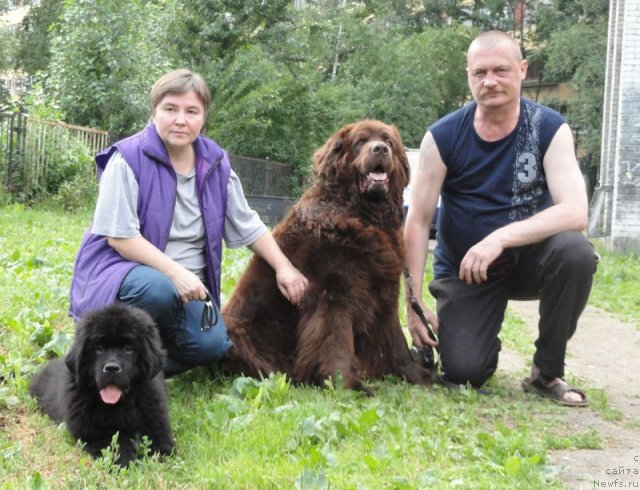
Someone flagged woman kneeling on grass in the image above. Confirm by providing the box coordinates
[69,68,308,376]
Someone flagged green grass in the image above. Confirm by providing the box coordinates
[1,205,637,489]
[589,243,640,326]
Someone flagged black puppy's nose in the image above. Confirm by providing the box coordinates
[371,142,389,155]
[103,362,122,374]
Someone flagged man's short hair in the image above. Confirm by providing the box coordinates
[468,30,523,64]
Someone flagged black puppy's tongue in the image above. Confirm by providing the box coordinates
[100,385,122,404]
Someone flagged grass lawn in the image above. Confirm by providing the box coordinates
[0,204,637,489]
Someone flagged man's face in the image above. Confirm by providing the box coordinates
[466,40,527,109]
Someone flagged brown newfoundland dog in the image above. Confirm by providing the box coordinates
[223,120,432,394]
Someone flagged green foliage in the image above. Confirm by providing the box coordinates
[51,172,98,212]
[13,0,607,189]
[208,45,362,181]
[47,0,174,138]
[532,0,609,169]
[169,0,292,72]
[0,386,19,408]
[0,23,15,107]
[20,82,64,121]
[337,24,474,146]
[0,206,90,385]
[207,10,474,177]
[0,26,14,73]
[14,0,65,76]
[41,137,94,196]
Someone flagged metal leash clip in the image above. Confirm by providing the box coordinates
[201,291,218,332]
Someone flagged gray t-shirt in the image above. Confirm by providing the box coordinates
[92,151,267,275]
[164,170,207,278]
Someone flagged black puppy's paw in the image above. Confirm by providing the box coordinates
[152,440,176,458]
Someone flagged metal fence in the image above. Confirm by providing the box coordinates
[23,118,109,194]
[0,112,300,225]
[229,154,296,225]
[0,112,109,196]
[0,112,26,195]
[229,154,293,197]
[0,113,296,223]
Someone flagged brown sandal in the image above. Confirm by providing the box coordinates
[522,377,588,407]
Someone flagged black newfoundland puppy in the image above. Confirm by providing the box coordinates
[29,303,174,466]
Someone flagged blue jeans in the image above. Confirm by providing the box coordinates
[118,265,233,376]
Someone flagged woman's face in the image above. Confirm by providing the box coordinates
[152,90,205,152]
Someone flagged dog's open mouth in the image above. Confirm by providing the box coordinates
[359,171,389,193]
[100,384,123,404]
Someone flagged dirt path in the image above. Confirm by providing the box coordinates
[504,301,640,489]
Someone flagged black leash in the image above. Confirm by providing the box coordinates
[201,291,219,331]
[403,268,439,371]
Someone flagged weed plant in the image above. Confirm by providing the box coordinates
[0,205,635,489]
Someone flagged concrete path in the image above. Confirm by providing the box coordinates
[505,301,640,489]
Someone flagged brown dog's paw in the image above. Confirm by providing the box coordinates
[402,361,434,386]
[349,381,374,397]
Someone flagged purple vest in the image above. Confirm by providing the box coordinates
[69,123,230,320]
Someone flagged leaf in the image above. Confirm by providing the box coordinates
[28,472,47,490]
[301,417,322,439]
[419,469,438,486]
[0,387,20,409]
[389,476,411,489]
[504,455,522,476]
[358,407,380,430]
[295,469,329,490]
[363,453,381,470]
[39,331,72,358]
[229,375,260,399]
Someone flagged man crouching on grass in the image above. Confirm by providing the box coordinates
[403,30,599,406]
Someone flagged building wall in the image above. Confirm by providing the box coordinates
[521,81,572,106]
[597,0,640,252]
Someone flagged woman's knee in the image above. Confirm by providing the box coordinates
[194,327,233,364]
[171,322,232,367]
[118,266,178,315]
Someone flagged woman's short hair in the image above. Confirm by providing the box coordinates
[149,69,211,115]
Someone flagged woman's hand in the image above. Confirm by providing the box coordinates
[166,266,208,303]
[107,236,207,303]
[249,232,310,305]
[274,262,309,305]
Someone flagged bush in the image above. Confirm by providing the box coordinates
[43,137,94,196]
[52,172,97,211]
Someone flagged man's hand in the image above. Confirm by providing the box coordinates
[407,300,439,350]
[459,236,504,284]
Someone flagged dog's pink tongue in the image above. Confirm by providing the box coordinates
[100,385,122,404]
